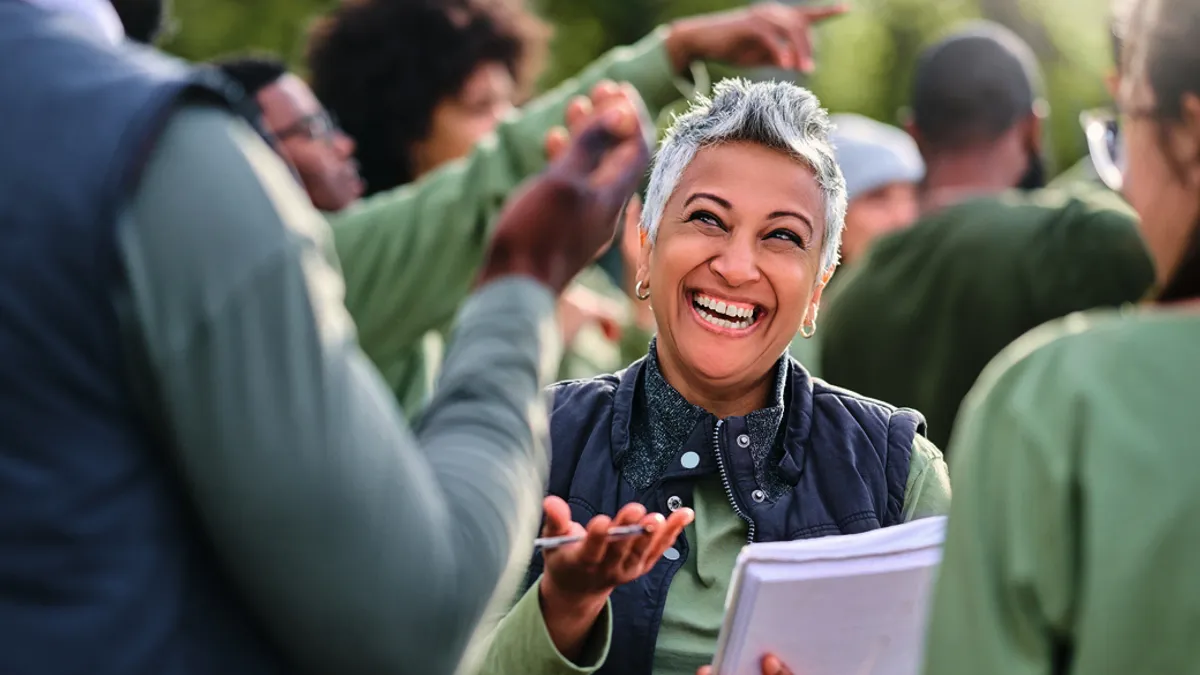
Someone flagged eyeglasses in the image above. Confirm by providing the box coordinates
[274,110,342,143]
[1080,108,1125,192]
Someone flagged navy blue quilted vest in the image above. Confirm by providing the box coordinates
[0,3,288,673]
[529,354,923,675]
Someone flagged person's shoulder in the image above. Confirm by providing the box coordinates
[809,371,925,425]
[547,360,640,415]
[966,308,1146,417]
[940,188,1135,235]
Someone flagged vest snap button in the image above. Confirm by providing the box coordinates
[667,495,683,512]
[751,489,766,503]
[680,451,700,469]
[663,547,681,561]
[736,434,751,448]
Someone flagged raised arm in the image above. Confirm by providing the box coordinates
[118,95,647,674]
[332,2,849,375]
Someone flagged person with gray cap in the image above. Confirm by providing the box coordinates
[788,113,923,377]
[819,21,1154,453]
[830,113,925,266]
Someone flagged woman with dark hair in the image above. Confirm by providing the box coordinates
[923,0,1200,672]
[308,0,549,196]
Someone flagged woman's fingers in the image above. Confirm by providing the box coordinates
[619,512,666,570]
[578,514,613,564]
[544,126,570,162]
[596,502,649,571]
[762,653,794,675]
[637,508,694,573]
[542,496,574,537]
[755,5,803,71]
[564,95,593,133]
[751,18,792,69]
[697,667,712,675]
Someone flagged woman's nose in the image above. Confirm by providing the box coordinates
[709,244,761,287]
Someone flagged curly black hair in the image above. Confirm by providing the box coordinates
[307,0,549,196]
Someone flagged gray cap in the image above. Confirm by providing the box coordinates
[829,113,925,201]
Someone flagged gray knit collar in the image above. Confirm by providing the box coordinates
[623,340,791,498]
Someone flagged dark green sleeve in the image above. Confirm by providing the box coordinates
[117,104,561,675]
[1030,196,1154,320]
[329,28,684,378]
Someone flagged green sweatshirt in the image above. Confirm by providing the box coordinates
[120,104,562,674]
[327,28,692,416]
[923,305,1200,675]
[819,188,1154,450]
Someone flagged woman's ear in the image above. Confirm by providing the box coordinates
[804,266,836,324]
[1178,93,1200,187]
[637,221,653,285]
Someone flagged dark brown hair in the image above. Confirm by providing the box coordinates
[306,0,550,196]
[1129,0,1200,301]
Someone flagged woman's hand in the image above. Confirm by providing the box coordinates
[538,496,694,661]
[558,284,624,345]
[697,654,794,675]
[479,82,649,293]
[665,2,848,74]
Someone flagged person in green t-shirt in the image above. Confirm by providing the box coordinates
[819,22,1154,451]
[924,2,1200,670]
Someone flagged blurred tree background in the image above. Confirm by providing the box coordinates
[164,0,1115,173]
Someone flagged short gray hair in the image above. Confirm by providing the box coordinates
[641,78,847,273]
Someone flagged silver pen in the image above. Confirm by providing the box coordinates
[534,524,647,551]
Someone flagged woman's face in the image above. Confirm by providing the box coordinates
[409,61,515,180]
[1121,68,1200,285]
[641,141,829,389]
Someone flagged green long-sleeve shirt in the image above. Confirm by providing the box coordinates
[478,436,951,675]
[328,28,690,416]
[120,103,562,674]
[923,305,1200,675]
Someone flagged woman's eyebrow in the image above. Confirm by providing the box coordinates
[768,210,813,228]
[684,192,732,209]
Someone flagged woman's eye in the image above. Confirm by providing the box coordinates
[687,210,725,229]
[767,228,806,248]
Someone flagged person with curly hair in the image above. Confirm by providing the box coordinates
[307,0,851,196]
[308,0,550,196]
[284,1,846,417]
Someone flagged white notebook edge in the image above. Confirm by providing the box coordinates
[707,517,948,675]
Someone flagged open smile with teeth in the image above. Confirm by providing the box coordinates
[691,292,762,331]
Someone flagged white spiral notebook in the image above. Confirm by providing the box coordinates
[711,516,947,675]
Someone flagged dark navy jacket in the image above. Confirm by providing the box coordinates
[526,354,924,675]
[0,3,286,673]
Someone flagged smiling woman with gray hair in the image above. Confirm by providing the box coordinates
[479,79,951,675]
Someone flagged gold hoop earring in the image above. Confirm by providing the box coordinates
[800,321,817,339]
[635,280,651,301]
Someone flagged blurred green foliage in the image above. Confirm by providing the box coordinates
[164,0,1115,172]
